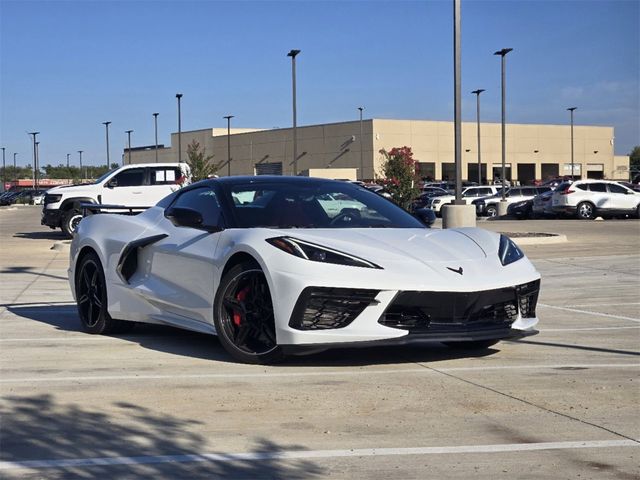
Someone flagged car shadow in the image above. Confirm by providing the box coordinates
[14,230,67,240]
[7,304,498,366]
[0,393,323,479]
[0,265,68,281]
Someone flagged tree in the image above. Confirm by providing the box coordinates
[630,146,640,172]
[186,140,222,181]
[377,146,420,210]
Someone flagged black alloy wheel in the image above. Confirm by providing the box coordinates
[76,252,117,334]
[214,261,283,364]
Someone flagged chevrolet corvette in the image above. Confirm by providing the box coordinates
[69,176,540,364]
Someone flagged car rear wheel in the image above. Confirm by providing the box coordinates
[62,209,83,238]
[214,261,284,364]
[576,202,595,220]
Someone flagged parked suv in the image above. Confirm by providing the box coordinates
[552,180,640,219]
[477,186,553,217]
[425,185,502,215]
[42,163,191,237]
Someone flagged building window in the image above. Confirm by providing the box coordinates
[255,162,283,176]
[441,163,456,181]
[416,162,436,181]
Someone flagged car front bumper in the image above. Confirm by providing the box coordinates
[41,208,62,228]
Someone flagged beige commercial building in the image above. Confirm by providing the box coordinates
[126,119,629,184]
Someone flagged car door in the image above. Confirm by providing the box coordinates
[147,166,185,203]
[138,186,224,329]
[587,182,609,209]
[100,167,148,205]
[608,183,637,211]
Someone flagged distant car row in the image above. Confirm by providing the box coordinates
[0,189,47,206]
[416,180,640,220]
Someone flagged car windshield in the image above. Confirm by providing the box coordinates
[93,169,118,184]
[225,181,424,229]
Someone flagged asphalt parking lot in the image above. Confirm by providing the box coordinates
[1,205,638,479]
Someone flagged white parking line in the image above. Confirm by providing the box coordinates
[1,363,637,385]
[543,326,640,332]
[1,439,637,470]
[538,303,640,323]
[563,302,640,308]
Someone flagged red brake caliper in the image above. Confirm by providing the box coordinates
[233,287,250,326]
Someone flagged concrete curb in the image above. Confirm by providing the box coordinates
[503,233,568,246]
[51,240,71,251]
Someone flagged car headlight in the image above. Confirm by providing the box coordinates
[432,199,441,204]
[512,200,529,208]
[267,236,381,269]
[498,234,524,266]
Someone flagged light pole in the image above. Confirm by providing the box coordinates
[453,0,463,204]
[224,115,234,176]
[1,147,5,190]
[103,121,111,168]
[125,130,133,165]
[287,49,301,175]
[66,153,70,169]
[471,89,485,185]
[28,132,39,189]
[35,142,40,189]
[494,47,513,205]
[176,93,183,163]
[78,150,83,180]
[358,107,364,180]
[567,107,577,180]
[153,113,159,163]
[13,153,17,183]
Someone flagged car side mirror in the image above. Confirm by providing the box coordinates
[165,207,222,232]
[414,207,436,227]
[106,180,116,188]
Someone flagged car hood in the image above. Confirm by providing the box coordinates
[271,227,493,266]
[47,184,98,196]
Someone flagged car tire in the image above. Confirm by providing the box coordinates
[485,205,498,218]
[214,260,284,364]
[636,204,640,219]
[444,339,500,349]
[62,209,83,238]
[576,202,595,220]
[76,252,119,334]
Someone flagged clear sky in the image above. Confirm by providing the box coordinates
[1,0,638,168]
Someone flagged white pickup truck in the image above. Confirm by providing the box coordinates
[42,163,191,237]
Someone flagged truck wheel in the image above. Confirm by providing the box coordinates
[62,209,83,238]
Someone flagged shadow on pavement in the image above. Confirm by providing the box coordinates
[14,230,67,240]
[7,304,498,366]
[510,339,640,357]
[0,266,68,281]
[0,394,323,479]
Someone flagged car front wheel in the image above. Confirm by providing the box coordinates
[485,205,498,218]
[214,261,284,364]
[62,209,83,238]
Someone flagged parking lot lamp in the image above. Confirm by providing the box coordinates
[153,113,159,163]
[13,152,17,182]
[103,121,111,169]
[126,130,133,165]
[494,48,513,205]
[176,94,183,163]
[224,115,234,176]
[1,147,5,190]
[358,107,364,180]
[28,132,39,189]
[471,89,485,185]
[78,151,83,180]
[567,107,577,180]
[287,49,301,175]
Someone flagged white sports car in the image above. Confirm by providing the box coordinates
[69,176,540,364]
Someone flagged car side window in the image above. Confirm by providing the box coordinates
[171,187,222,226]
[111,168,145,187]
[576,184,588,191]
[521,187,536,196]
[608,183,627,194]
[589,183,607,193]
[509,189,522,197]
[150,167,181,185]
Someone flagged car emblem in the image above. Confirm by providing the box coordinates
[447,266,463,275]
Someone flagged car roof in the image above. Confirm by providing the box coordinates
[202,175,354,188]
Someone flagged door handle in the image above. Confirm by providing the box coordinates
[132,191,142,194]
